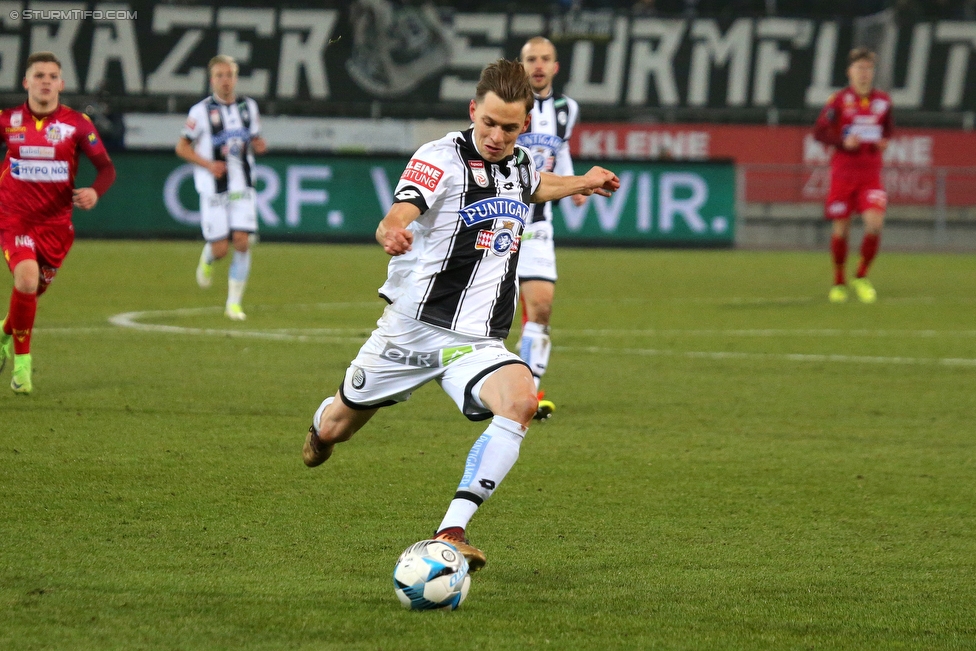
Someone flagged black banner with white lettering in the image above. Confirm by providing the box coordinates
[1,2,974,117]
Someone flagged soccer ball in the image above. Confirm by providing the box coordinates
[393,539,471,611]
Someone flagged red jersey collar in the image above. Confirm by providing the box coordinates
[23,102,64,123]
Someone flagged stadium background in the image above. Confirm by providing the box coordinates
[4,4,976,647]
[1,0,973,247]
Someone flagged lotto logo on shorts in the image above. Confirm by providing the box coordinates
[14,235,36,250]
[400,159,444,191]
[828,201,848,216]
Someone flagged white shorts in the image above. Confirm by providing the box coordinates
[200,189,257,242]
[340,306,528,421]
[517,221,557,283]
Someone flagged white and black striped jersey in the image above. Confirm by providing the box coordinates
[181,95,261,195]
[379,127,542,339]
[516,92,579,224]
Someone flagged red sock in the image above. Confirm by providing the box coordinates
[857,233,880,278]
[8,288,37,355]
[830,235,848,285]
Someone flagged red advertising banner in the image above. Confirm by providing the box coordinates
[572,124,976,206]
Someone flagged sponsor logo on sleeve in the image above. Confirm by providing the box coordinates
[87,132,98,145]
[394,186,422,202]
[401,159,444,191]
[185,117,197,130]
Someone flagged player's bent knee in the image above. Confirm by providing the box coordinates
[504,391,538,426]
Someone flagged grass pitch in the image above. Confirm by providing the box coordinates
[2,241,975,650]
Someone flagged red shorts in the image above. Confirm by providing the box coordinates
[0,219,75,285]
[824,172,887,220]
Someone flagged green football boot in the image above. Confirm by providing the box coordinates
[851,277,877,304]
[11,353,32,395]
[828,284,848,304]
[196,250,213,289]
[0,328,11,375]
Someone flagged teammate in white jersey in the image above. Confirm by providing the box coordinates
[302,59,619,572]
[176,55,267,320]
[516,37,586,420]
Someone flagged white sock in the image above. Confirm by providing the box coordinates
[437,415,526,532]
[202,242,215,264]
[518,321,551,382]
[227,250,251,306]
[313,396,334,434]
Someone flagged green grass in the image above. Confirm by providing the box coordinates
[2,241,975,650]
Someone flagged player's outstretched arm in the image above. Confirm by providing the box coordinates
[376,202,422,256]
[531,167,620,204]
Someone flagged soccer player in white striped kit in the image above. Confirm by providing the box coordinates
[302,60,619,571]
[516,36,587,420]
[176,55,267,321]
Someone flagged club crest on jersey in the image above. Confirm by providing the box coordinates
[870,98,889,115]
[210,108,221,126]
[469,160,489,188]
[459,197,529,227]
[475,226,520,256]
[44,121,76,144]
[10,111,22,128]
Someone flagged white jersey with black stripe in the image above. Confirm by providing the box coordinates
[516,93,579,224]
[379,127,542,339]
[181,95,261,195]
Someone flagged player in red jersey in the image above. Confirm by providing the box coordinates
[0,52,116,394]
[813,47,893,304]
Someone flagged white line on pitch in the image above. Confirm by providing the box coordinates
[557,345,976,367]
[562,328,976,338]
[108,307,367,343]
